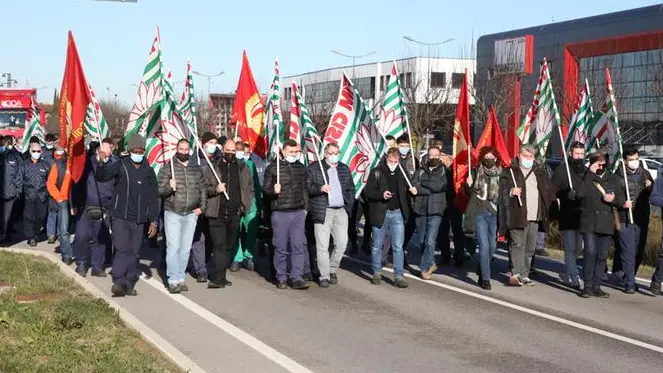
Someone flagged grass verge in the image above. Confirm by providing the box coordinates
[0,251,180,373]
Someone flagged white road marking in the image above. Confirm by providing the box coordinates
[139,275,315,373]
[343,256,663,354]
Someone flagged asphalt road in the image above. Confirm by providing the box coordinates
[25,240,663,372]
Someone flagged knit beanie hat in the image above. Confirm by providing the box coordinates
[127,133,146,151]
[201,132,216,145]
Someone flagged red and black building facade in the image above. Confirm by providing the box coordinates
[476,5,663,152]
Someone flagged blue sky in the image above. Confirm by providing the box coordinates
[3,0,659,106]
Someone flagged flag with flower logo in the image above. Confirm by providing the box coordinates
[22,97,45,153]
[323,73,383,196]
[84,85,110,141]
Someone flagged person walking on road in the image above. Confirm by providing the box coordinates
[307,143,355,288]
[364,147,417,288]
[0,135,24,245]
[158,139,207,294]
[263,139,310,290]
[648,167,663,296]
[22,140,50,248]
[96,134,159,297]
[45,144,73,264]
[203,139,253,289]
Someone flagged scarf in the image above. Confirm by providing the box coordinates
[474,165,502,212]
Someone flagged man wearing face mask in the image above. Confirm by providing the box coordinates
[365,147,418,288]
[499,144,553,287]
[96,134,159,297]
[158,139,207,293]
[229,141,262,272]
[22,141,50,247]
[203,139,253,289]
[263,139,309,289]
[613,149,653,294]
[0,135,24,245]
[42,133,56,166]
[552,141,587,289]
[307,143,355,287]
[46,145,73,263]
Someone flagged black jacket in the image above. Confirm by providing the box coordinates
[614,164,653,226]
[307,161,355,224]
[158,157,208,215]
[1,148,24,199]
[263,160,308,211]
[578,171,625,235]
[498,159,554,234]
[411,162,447,217]
[22,157,50,203]
[364,163,411,226]
[96,157,159,224]
[552,161,587,231]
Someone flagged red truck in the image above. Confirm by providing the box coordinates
[0,88,44,139]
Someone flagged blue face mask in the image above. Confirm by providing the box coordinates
[31,151,41,160]
[130,153,144,164]
[327,155,339,164]
[0,146,5,153]
[520,158,534,169]
[45,144,54,150]
[399,147,410,156]
[206,145,217,155]
[235,151,246,160]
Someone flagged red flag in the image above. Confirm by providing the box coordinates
[231,50,265,157]
[452,70,471,212]
[59,31,91,183]
[472,106,511,168]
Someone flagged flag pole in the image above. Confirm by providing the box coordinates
[191,132,229,200]
[313,137,328,185]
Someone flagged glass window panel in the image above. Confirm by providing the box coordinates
[609,54,622,69]
[632,81,647,97]
[622,52,635,67]
[630,113,644,123]
[645,100,659,113]
[632,98,646,113]
[620,66,635,82]
[644,112,658,122]
[647,49,662,64]
[580,58,589,71]
[634,51,648,66]
[618,97,633,114]
[633,66,646,81]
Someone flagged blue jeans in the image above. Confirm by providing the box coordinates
[56,202,72,260]
[164,211,199,286]
[562,230,582,285]
[653,242,663,284]
[583,232,611,291]
[415,215,442,272]
[476,212,497,281]
[372,209,405,278]
[47,210,58,238]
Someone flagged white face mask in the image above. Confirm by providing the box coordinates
[387,162,399,172]
[627,160,640,171]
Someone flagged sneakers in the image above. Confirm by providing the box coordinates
[75,266,87,278]
[111,283,125,297]
[579,288,595,298]
[624,287,636,295]
[91,269,107,278]
[62,258,74,266]
[393,278,409,288]
[244,258,255,271]
[229,261,241,272]
[168,284,181,294]
[179,284,189,292]
[509,274,523,287]
[595,289,610,298]
[651,281,661,296]
[291,279,309,290]
[329,273,338,285]
[371,274,382,285]
[47,236,56,244]
[208,279,233,289]
[276,281,288,290]
[319,279,330,288]
[522,277,535,286]
[480,281,492,290]
[27,239,37,247]
[196,274,207,283]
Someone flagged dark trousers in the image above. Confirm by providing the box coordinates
[438,207,464,260]
[350,200,371,253]
[23,199,47,241]
[74,212,110,271]
[272,210,307,282]
[305,216,317,277]
[583,232,611,291]
[0,198,16,240]
[652,242,663,284]
[111,217,144,288]
[208,214,241,284]
[618,223,646,289]
[188,216,209,277]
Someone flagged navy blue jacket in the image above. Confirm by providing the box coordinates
[72,155,117,210]
[23,157,50,202]
[96,157,159,224]
[306,161,355,224]
[1,148,24,199]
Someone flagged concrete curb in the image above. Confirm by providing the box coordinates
[0,247,208,373]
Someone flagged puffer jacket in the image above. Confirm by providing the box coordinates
[158,157,208,215]
[202,158,253,218]
[411,161,447,216]
[23,157,50,202]
[1,148,24,199]
[498,158,554,234]
[307,161,355,224]
[614,163,653,226]
[364,162,411,226]
[552,161,587,231]
[263,160,308,211]
[578,171,624,235]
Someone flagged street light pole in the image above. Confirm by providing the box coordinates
[192,70,225,98]
[402,36,454,90]
[331,50,376,79]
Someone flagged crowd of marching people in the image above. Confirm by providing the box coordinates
[2,130,663,299]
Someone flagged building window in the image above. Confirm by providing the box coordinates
[451,73,464,88]
[430,72,446,88]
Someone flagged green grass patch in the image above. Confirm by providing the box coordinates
[0,252,180,373]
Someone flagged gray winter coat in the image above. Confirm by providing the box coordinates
[158,157,208,215]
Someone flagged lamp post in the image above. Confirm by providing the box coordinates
[192,71,225,98]
[330,50,376,79]
[402,36,454,90]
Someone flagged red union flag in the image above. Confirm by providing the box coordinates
[59,31,92,183]
[232,50,266,158]
[472,106,510,168]
[452,70,471,212]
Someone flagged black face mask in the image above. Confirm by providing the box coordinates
[570,158,585,171]
[428,158,440,167]
[482,159,496,168]
[176,153,189,162]
[224,153,235,162]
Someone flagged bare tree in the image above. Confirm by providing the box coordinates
[98,99,130,137]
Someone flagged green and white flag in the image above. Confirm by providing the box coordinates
[518,58,560,159]
[84,85,110,141]
[377,63,409,153]
[125,27,185,175]
[178,60,198,146]
[323,73,383,196]
[565,79,593,152]
[588,68,623,171]
[265,58,284,160]
[22,97,44,153]
[291,82,321,164]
